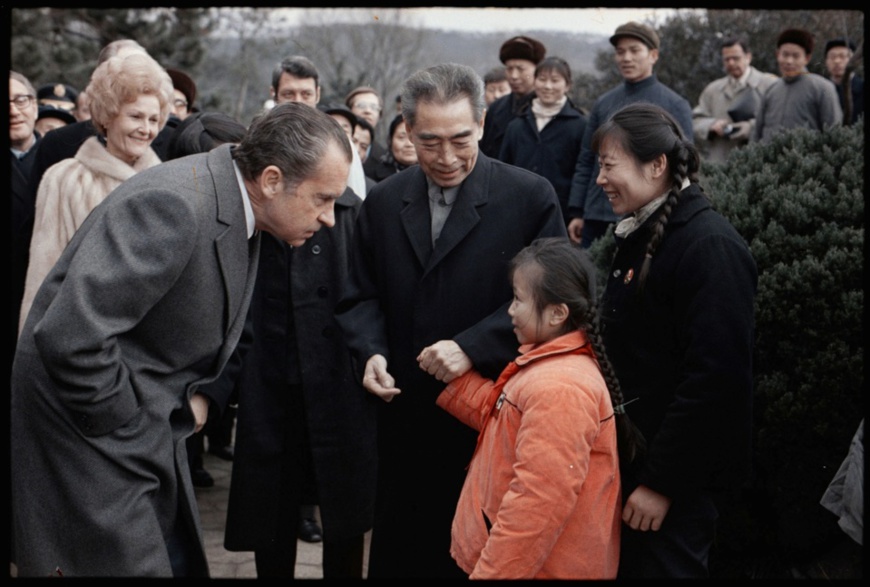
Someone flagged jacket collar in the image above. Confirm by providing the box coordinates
[515,330,592,367]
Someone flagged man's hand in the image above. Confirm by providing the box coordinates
[363,354,402,402]
[190,393,210,433]
[567,217,584,244]
[622,484,672,532]
[728,120,752,141]
[710,118,731,137]
[417,340,472,383]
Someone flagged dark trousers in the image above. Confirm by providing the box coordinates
[617,492,718,579]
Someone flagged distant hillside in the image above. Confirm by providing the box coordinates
[200,25,609,124]
[416,29,609,75]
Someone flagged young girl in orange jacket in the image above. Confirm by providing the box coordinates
[432,237,643,579]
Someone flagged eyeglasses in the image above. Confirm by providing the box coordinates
[10,94,35,109]
[353,101,381,111]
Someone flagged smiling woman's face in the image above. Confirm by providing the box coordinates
[104,94,161,165]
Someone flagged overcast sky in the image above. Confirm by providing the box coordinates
[277,7,695,37]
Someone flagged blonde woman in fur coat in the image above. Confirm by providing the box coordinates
[19,52,173,333]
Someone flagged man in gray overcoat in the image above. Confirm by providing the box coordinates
[10,102,351,577]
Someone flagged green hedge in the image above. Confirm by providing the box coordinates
[589,121,864,576]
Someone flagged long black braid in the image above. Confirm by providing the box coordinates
[592,103,704,294]
[510,237,645,464]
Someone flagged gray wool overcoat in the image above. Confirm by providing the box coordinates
[11,144,259,577]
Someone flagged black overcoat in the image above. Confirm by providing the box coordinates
[224,189,377,549]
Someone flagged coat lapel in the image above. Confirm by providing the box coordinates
[424,154,490,274]
[399,169,435,269]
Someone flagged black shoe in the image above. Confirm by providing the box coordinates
[191,467,214,488]
[208,445,234,461]
[298,518,323,543]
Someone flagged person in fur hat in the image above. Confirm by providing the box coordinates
[479,35,546,158]
[753,28,843,143]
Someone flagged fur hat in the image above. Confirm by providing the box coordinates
[610,21,660,50]
[499,36,546,65]
[166,68,197,109]
[777,28,814,55]
[824,38,856,56]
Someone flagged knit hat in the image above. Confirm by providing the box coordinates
[824,38,856,56]
[777,28,814,55]
[166,68,197,109]
[610,21,660,50]
[499,36,546,65]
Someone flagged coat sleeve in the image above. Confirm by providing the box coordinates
[19,160,79,334]
[566,107,599,219]
[436,370,496,432]
[637,231,757,497]
[334,194,390,381]
[453,176,566,379]
[32,188,200,437]
[472,372,602,579]
[692,82,719,139]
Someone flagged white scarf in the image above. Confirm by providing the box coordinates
[531,96,566,132]
[614,177,691,237]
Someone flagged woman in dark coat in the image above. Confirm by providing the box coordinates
[499,56,586,224]
[367,113,418,182]
[593,103,757,579]
[223,188,377,578]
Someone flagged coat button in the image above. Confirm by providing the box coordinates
[311,245,322,254]
[317,286,328,298]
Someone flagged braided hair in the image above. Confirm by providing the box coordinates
[591,103,704,293]
[510,237,645,463]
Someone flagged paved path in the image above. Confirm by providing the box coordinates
[196,451,331,578]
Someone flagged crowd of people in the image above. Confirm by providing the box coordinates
[8,18,860,579]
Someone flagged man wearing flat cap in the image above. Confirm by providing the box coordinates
[566,21,693,248]
[753,28,842,143]
[824,38,863,125]
[479,34,546,158]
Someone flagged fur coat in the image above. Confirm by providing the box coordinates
[19,136,161,333]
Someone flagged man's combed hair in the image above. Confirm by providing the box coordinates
[233,101,351,187]
[401,62,485,128]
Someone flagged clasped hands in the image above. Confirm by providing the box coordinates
[362,340,472,403]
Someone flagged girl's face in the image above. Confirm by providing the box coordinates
[508,264,562,346]
[595,136,668,217]
[534,68,568,108]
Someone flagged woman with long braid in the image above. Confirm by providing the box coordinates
[592,102,757,578]
[431,236,641,578]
